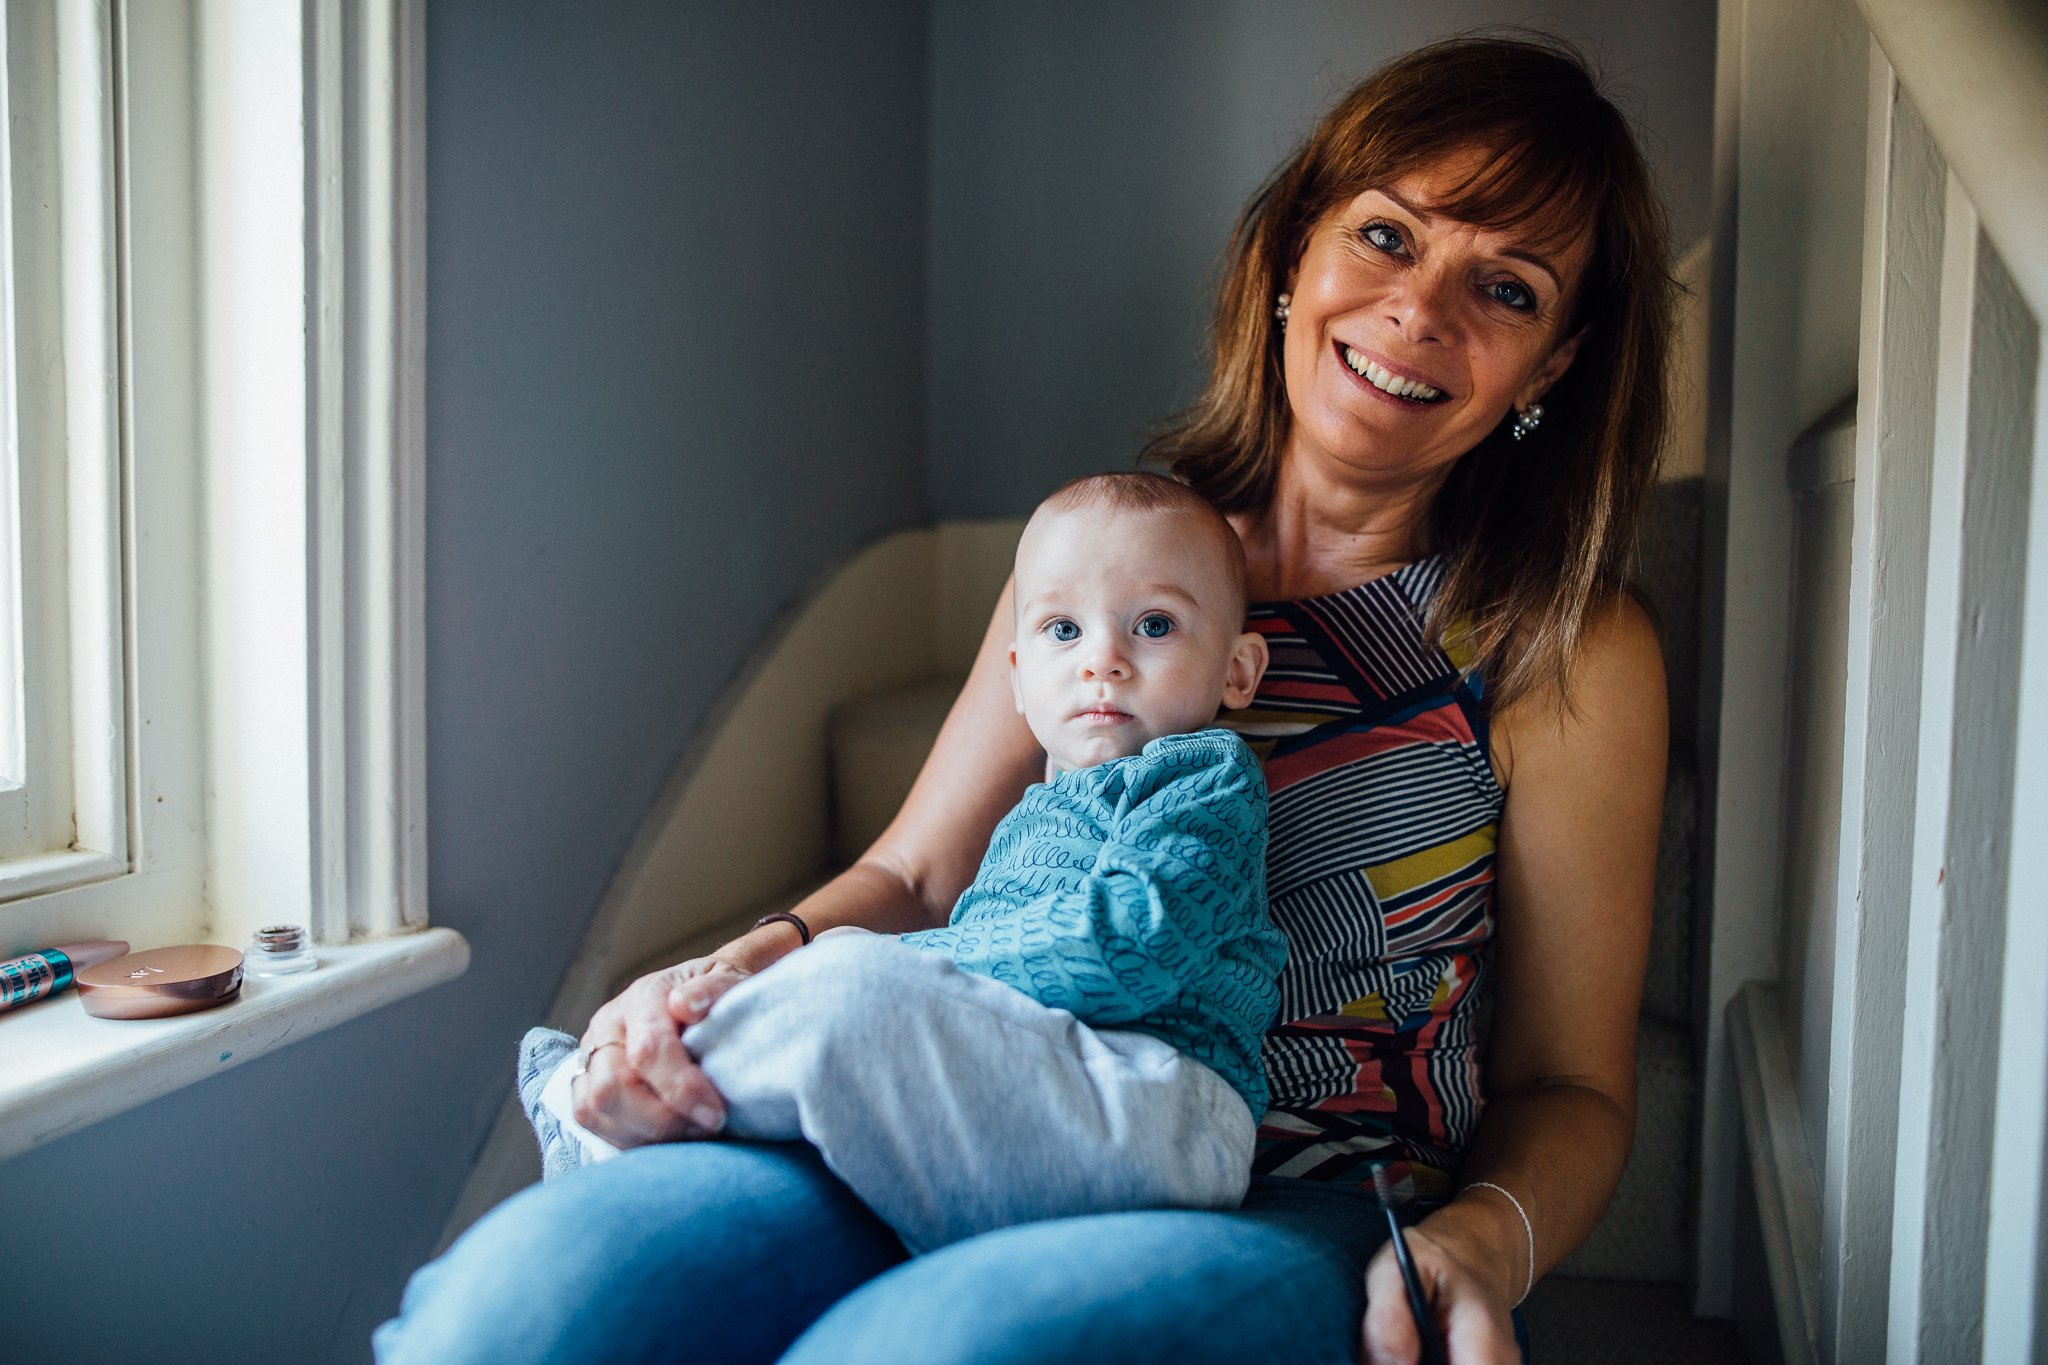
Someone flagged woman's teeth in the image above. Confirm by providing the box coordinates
[1342,347,1441,401]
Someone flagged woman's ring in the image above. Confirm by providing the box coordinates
[581,1040,625,1069]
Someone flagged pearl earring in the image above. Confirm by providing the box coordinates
[1274,293,1291,327]
[1510,403,1546,441]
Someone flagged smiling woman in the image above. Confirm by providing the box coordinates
[1155,39,1671,706]
[379,34,1674,1365]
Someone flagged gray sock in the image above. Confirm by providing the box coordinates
[516,1027,587,1181]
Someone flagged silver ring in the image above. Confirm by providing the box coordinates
[581,1039,625,1069]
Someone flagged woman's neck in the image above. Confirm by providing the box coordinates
[1234,456,1442,601]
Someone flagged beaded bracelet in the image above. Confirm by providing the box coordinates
[1463,1181,1535,1307]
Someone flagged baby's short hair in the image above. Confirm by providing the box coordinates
[1035,471,1248,616]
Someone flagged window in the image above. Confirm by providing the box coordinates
[0,0,135,902]
[0,0,461,1159]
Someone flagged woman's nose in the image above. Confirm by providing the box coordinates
[1383,264,1456,345]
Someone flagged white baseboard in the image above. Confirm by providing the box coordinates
[1729,980,1822,1365]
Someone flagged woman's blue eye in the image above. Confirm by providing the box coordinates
[1489,279,1535,311]
[1361,222,1405,253]
[1136,614,1173,639]
[1047,619,1080,642]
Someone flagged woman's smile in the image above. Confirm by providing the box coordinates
[1332,341,1448,404]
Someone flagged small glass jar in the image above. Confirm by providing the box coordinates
[247,924,319,977]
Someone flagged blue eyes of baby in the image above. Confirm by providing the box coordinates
[1045,614,1174,642]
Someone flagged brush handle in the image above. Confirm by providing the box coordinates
[1382,1203,1450,1365]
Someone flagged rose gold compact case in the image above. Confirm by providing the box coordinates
[75,946,245,1019]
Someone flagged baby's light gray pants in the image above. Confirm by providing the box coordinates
[535,928,1256,1252]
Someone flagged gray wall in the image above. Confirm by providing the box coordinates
[0,2,929,1360]
[925,0,1717,517]
[0,5,1714,1361]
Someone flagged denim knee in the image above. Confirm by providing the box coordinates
[375,1142,906,1365]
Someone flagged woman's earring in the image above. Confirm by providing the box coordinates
[1274,293,1291,328]
[1510,402,1545,441]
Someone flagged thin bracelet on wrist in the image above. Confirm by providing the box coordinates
[1462,1181,1535,1307]
[751,910,811,946]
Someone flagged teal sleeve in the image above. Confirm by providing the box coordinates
[906,736,1274,1028]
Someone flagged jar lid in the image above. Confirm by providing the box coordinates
[75,945,245,1019]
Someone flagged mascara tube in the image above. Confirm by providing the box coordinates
[0,940,129,1014]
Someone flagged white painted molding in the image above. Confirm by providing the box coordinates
[1730,981,1822,1365]
[198,0,427,948]
[1980,339,2048,1365]
[1818,52,1943,1365]
[0,927,467,1161]
[302,0,429,944]
[1694,0,1871,1315]
[0,0,131,895]
[0,0,454,1161]
[1786,403,1858,496]
[1854,0,2048,320]
[1887,168,2035,1365]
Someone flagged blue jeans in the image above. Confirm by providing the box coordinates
[376,1139,1525,1363]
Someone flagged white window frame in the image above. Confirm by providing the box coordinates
[0,0,465,1161]
[0,0,139,899]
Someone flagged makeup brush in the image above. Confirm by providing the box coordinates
[1372,1163,1449,1365]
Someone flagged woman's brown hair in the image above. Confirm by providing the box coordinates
[1145,35,1674,709]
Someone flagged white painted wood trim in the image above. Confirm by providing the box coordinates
[0,0,454,1158]
[1697,0,1854,1311]
[54,0,127,868]
[1887,178,2035,1364]
[1981,344,2048,1365]
[195,0,318,941]
[195,0,425,947]
[1853,0,2048,320]
[1691,0,1754,1312]
[0,927,467,1161]
[1819,51,1943,1364]
[1731,981,1822,1365]
[0,8,18,796]
[0,0,131,890]
[302,0,428,943]
[1787,403,1858,496]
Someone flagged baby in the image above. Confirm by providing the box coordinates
[523,471,1286,1251]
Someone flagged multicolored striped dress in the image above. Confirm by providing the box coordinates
[1219,554,1502,1201]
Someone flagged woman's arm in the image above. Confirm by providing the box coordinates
[573,578,1045,1146]
[732,576,1046,963]
[1361,596,1667,1364]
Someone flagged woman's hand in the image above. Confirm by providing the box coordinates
[571,957,751,1148]
[1360,1225,1521,1365]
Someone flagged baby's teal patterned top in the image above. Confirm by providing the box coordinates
[902,728,1286,1116]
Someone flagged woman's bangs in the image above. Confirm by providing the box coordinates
[1430,133,1602,260]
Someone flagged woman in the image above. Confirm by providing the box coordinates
[379,35,1670,1365]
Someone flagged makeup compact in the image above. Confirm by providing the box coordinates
[74,945,245,1020]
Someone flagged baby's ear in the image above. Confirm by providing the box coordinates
[1221,629,1269,710]
[1008,644,1025,714]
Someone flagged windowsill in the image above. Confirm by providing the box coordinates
[0,927,469,1161]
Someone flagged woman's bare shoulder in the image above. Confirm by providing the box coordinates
[1490,593,1666,791]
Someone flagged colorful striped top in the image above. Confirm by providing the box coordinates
[1219,555,1502,1202]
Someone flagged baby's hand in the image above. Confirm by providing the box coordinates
[573,957,749,1147]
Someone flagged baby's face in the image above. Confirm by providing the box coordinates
[1010,504,1263,773]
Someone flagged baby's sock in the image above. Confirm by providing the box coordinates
[517,1027,617,1180]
